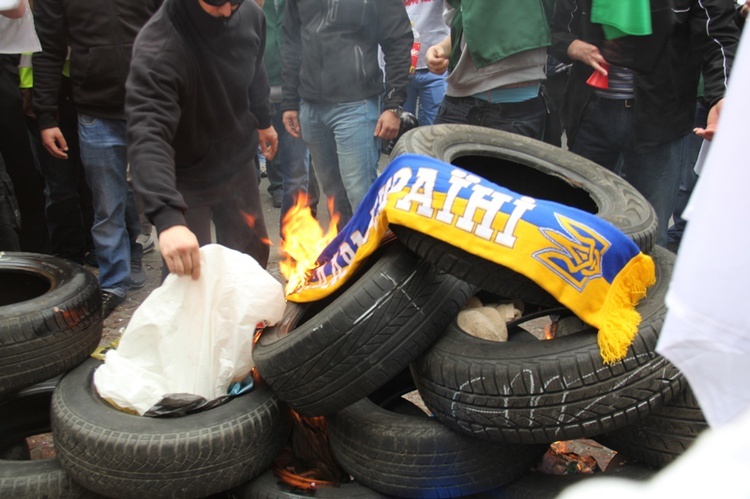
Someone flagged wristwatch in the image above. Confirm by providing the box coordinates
[385,106,403,118]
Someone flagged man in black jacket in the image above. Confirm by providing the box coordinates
[551,0,740,246]
[281,0,412,227]
[126,0,277,280]
[33,0,161,317]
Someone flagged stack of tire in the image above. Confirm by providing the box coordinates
[0,125,707,499]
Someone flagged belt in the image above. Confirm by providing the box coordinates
[595,94,635,108]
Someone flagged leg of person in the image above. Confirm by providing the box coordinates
[474,95,548,140]
[403,75,419,117]
[667,100,707,252]
[568,96,632,173]
[328,97,380,213]
[77,114,133,316]
[300,101,352,229]
[273,103,310,229]
[125,187,146,288]
[0,152,21,251]
[213,166,270,269]
[434,95,475,126]
[623,136,684,247]
[265,106,284,209]
[413,69,447,126]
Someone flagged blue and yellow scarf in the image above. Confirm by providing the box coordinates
[287,154,656,364]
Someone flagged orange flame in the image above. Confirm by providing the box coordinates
[241,212,272,247]
[280,194,340,296]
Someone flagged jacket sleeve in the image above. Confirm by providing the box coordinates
[31,0,67,130]
[550,0,582,64]
[378,0,413,110]
[126,41,189,234]
[280,0,301,113]
[691,0,740,108]
[249,10,273,129]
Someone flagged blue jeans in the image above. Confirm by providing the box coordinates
[300,98,380,227]
[77,114,140,296]
[667,100,707,251]
[434,94,547,140]
[269,102,319,227]
[569,95,683,246]
[404,69,447,126]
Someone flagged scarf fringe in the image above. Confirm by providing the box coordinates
[596,253,657,364]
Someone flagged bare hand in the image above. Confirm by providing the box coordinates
[159,225,201,280]
[283,110,301,139]
[374,110,400,140]
[40,127,69,159]
[694,99,723,141]
[426,44,450,75]
[258,126,278,161]
[568,40,609,76]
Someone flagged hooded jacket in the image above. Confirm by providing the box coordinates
[280,0,413,113]
[126,0,273,234]
[32,0,162,129]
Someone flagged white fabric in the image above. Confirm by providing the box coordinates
[555,406,750,498]
[94,244,286,415]
[0,0,41,54]
[656,29,750,429]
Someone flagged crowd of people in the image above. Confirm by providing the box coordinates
[0,0,746,322]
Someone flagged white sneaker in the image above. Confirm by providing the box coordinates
[136,232,155,254]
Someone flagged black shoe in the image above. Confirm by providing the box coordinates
[130,258,147,289]
[101,291,126,319]
[84,249,98,267]
[271,190,283,208]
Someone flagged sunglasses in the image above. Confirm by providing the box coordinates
[202,0,244,6]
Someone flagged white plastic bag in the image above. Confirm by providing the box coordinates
[93,244,286,415]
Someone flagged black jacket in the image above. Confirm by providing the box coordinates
[280,0,413,112]
[32,0,162,129]
[126,0,272,234]
[551,0,739,147]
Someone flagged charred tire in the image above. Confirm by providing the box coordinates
[327,370,547,498]
[51,359,292,499]
[253,241,474,416]
[411,246,684,445]
[0,252,102,396]
[0,377,97,498]
[595,385,708,468]
[390,124,657,305]
[227,469,389,499]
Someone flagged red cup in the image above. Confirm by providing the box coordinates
[586,63,610,89]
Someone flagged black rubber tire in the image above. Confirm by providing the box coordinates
[595,385,708,468]
[390,124,657,305]
[253,241,475,416]
[226,469,390,499]
[0,252,103,396]
[51,359,292,499]
[326,370,547,498]
[0,377,99,498]
[411,245,685,445]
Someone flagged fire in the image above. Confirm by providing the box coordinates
[279,193,339,296]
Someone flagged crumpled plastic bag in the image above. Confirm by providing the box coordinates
[93,244,286,416]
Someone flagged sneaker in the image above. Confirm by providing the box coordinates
[130,257,147,289]
[101,290,126,319]
[136,232,155,254]
[271,190,283,208]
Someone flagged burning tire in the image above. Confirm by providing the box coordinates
[390,124,657,306]
[51,359,291,499]
[0,252,102,396]
[410,246,684,445]
[0,377,95,498]
[595,385,708,468]
[326,369,547,498]
[253,240,474,416]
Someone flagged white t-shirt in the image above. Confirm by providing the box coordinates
[0,0,42,54]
